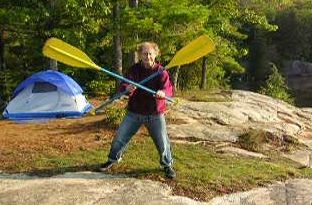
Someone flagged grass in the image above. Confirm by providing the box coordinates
[238,129,302,153]
[8,134,312,201]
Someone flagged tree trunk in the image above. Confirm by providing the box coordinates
[0,31,5,71]
[113,1,123,88]
[0,31,5,101]
[48,0,58,71]
[129,0,138,7]
[0,30,8,101]
[129,0,139,64]
[49,59,58,70]
[200,56,208,90]
[172,66,180,91]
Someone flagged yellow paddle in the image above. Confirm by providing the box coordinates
[43,35,215,104]
[166,35,215,68]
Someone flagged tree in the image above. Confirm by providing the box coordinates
[0,31,6,70]
[48,0,58,70]
[112,0,123,88]
[120,0,213,90]
[129,0,139,64]
[273,2,312,61]
[0,0,111,100]
[200,57,208,90]
[259,63,293,104]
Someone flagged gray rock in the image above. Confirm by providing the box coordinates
[1,173,312,205]
[168,90,309,144]
[0,172,207,205]
[167,90,312,167]
[283,150,312,168]
[216,146,268,159]
[207,179,312,205]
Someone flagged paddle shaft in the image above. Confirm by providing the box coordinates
[96,68,166,112]
[100,67,174,102]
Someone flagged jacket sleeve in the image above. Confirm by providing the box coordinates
[160,70,174,97]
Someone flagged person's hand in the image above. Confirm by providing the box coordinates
[156,90,166,99]
[126,84,136,93]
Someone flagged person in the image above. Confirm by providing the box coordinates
[98,41,176,179]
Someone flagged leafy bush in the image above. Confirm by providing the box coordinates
[177,60,230,91]
[103,107,127,127]
[259,64,294,104]
[0,70,25,102]
[86,79,116,97]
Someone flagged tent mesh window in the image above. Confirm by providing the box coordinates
[32,82,57,93]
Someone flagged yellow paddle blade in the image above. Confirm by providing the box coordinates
[166,35,215,69]
[43,38,101,70]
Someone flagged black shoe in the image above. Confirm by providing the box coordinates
[98,161,115,172]
[164,167,176,179]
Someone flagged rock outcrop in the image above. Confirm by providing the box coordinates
[167,90,311,142]
[1,172,312,205]
[207,178,312,205]
[167,90,312,168]
[0,172,207,205]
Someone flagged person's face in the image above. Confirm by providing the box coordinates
[140,46,157,68]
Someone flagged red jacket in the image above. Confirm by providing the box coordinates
[120,62,173,115]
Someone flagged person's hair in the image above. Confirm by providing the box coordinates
[137,42,160,56]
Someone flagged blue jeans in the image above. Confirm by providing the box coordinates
[107,112,173,167]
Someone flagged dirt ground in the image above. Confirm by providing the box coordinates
[0,114,116,171]
[0,98,120,172]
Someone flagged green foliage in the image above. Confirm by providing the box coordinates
[86,79,115,97]
[177,56,231,91]
[273,1,312,61]
[259,64,294,104]
[0,0,288,98]
[0,100,5,114]
[103,107,127,127]
[120,0,211,62]
[0,0,111,99]
[0,70,26,101]
[247,27,271,87]
[223,57,245,74]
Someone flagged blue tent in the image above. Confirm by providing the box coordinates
[3,70,93,120]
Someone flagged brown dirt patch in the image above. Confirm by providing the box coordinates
[0,114,115,172]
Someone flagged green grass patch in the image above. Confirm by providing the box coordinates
[12,136,312,201]
[238,129,301,153]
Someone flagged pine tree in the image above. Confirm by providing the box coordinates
[259,63,293,104]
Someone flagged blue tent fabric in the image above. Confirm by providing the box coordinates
[3,105,93,120]
[3,70,93,121]
[13,70,83,97]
